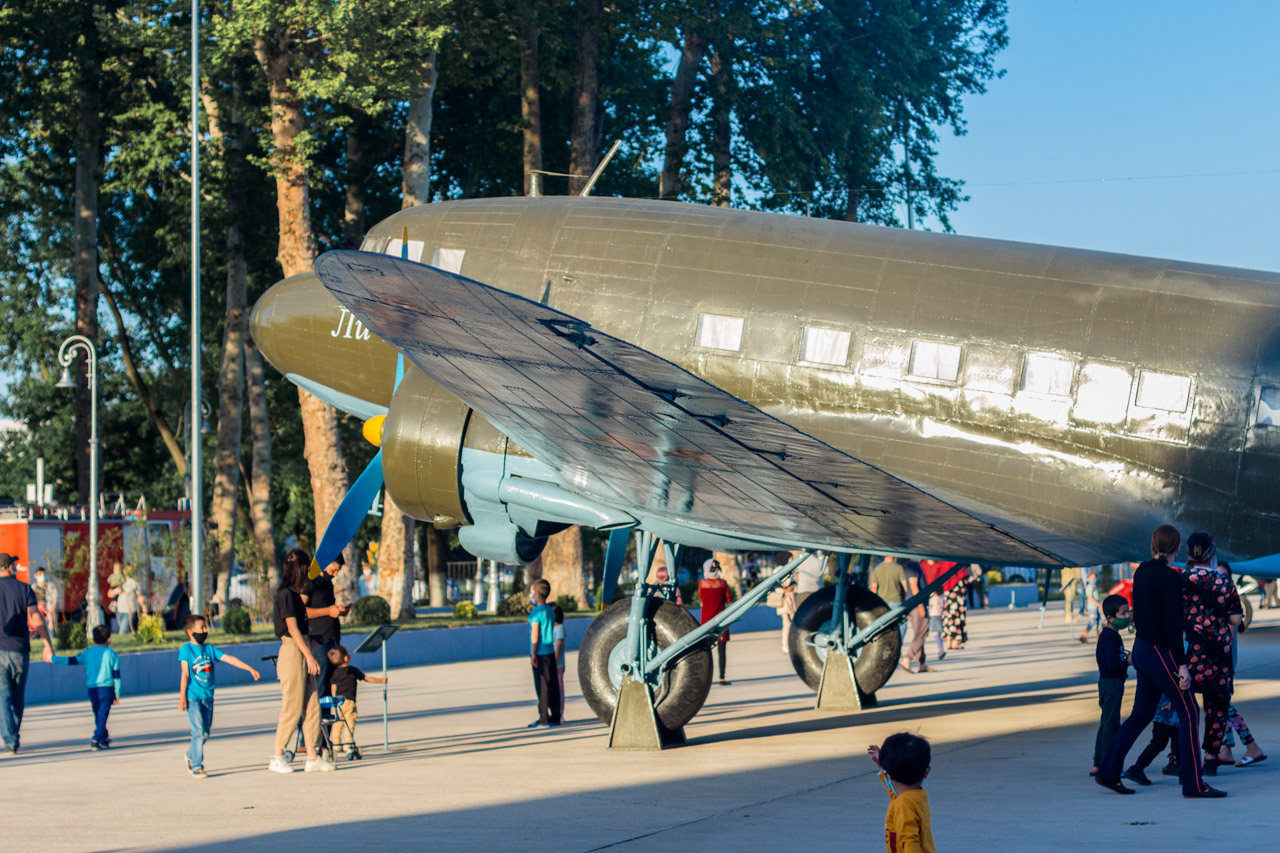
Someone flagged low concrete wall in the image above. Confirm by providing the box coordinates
[985,583,1041,608]
[25,604,784,706]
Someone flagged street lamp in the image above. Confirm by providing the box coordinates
[56,335,101,631]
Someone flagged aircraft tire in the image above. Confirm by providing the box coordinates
[577,598,713,730]
[788,585,901,695]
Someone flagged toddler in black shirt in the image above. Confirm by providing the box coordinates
[1091,594,1131,776]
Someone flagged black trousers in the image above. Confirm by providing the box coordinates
[1094,677,1125,767]
[716,642,727,680]
[532,653,561,724]
[1134,721,1180,770]
[313,637,340,696]
[1098,638,1210,795]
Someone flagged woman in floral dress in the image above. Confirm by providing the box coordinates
[1182,532,1244,773]
[941,565,969,649]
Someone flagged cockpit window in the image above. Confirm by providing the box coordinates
[1258,386,1280,426]
[800,326,851,366]
[385,238,425,262]
[909,340,962,382]
[1134,371,1191,413]
[1021,353,1074,396]
[696,313,744,351]
[431,248,466,274]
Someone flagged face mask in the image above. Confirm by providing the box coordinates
[191,632,208,644]
[1111,617,1131,631]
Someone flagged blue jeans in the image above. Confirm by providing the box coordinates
[88,685,115,744]
[0,649,30,747]
[187,696,214,769]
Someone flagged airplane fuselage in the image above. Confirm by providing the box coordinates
[251,197,1280,565]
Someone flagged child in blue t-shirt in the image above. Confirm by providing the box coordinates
[52,625,122,749]
[177,614,260,777]
[527,579,561,727]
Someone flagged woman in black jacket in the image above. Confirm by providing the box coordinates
[1095,524,1225,798]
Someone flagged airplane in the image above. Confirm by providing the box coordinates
[250,195,1280,747]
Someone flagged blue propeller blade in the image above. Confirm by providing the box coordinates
[311,448,385,578]
[599,527,631,607]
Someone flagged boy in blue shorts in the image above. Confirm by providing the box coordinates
[178,613,260,777]
[51,625,122,750]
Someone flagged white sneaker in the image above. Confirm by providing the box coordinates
[304,757,335,772]
[268,757,294,774]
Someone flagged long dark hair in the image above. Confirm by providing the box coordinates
[1150,524,1181,564]
[279,549,311,594]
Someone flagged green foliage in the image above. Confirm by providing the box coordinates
[452,601,478,620]
[353,595,392,625]
[56,620,87,651]
[555,594,579,613]
[136,614,167,645]
[222,606,253,635]
[497,591,532,617]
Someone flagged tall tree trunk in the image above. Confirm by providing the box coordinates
[95,255,185,474]
[402,50,437,207]
[568,0,602,194]
[709,49,732,208]
[844,171,861,222]
[343,113,366,248]
[254,33,350,556]
[519,0,542,195]
[73,2,101,504]
[540,526,589,608]
[658,29,706,200]
[209,92,249,606]
[244,336,277,585]
[376,495,415,619]
[423,524,448,605]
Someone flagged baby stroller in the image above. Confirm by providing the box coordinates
[262,654,344,763]
[321,695,362,761]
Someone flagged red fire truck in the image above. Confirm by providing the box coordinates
[0,496,189,621]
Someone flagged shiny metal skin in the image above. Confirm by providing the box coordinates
[250,197,1280,566]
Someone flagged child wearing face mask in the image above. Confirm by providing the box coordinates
[1091,594,1132,777]
[178,614,260,777]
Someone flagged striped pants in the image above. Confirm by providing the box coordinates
[1098,638,1211,795]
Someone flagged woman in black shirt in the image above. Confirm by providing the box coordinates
[1096,524,1224,798]
[268,549,330,774]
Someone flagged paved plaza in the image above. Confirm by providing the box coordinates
[8,603,1280,851]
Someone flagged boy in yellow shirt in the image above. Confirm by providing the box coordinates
[868,732,935,853]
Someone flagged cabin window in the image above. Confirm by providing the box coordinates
[1135,371,1191,413]
[385,238,425,262]
[908,340,962,382]
[696,313,744,351]
[431,248,466,274]
[1257,386,1280,426]
[1021,353,1075,396]
[800,326,851,366]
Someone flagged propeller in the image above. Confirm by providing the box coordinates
[308,235,411,579]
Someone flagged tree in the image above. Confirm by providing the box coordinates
[540,526,590,608]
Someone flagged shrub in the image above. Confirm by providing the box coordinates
[56,620,86,651]
[555,594,579,613]
[353,595,392,625]
[222,606,253,635]
[136,614,167,645]
[453,601,478,620]
[497,592,532,617]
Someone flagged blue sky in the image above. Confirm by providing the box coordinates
[922,0,1280,272]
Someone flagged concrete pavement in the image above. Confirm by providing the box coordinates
[7,602,1280,851]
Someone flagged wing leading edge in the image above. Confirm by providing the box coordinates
[312,250,1063,566]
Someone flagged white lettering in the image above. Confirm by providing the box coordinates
[331,307,350,338]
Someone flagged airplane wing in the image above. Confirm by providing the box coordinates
[313,250,1063,566]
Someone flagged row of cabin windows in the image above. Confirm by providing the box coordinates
[696,312,1197,415]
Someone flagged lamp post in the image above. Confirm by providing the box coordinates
[56,335,100,631]
[190,0,204,617]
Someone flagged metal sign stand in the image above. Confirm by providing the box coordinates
[353,624,400,751]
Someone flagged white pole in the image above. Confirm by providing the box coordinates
[382,640,389,751]
[89,346,99,631]
[189,0,204,616]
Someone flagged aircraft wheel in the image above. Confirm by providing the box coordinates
[578,598,713,729]
[1240,595,1253,632]
[789,585,901,694]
